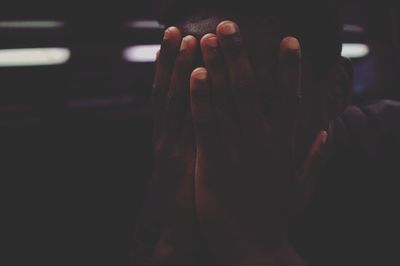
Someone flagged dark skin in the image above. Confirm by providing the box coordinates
[133,31,199,266]
[134,14,352,266]
[192,22,328,266]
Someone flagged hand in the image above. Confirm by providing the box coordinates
[190,21,327,265]
[133,27,199,266]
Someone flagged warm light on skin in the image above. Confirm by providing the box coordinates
[341,44,370,59]
[0,21,64,29]
[0,48,71,67]
[123,45,161,63]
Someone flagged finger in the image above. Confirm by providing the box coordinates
[200,34,231,114]
[153,27,182,140]
[200,34,240,155]
[155,49,160,64]
[190,68,219,158]
[277,37,302,140]
[276,36,302,168]
[216,21,261,129]
[298,131,328,201]
[289,131,328,215]
[162,35,198,145]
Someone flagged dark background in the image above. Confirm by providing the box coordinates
[1,1,399,265]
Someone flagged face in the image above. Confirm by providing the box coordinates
[173,12,351,166]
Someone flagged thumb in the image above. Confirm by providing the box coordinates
[289,130,328,215]
[298,130,328,203]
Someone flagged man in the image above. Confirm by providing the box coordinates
[133,1,400,265]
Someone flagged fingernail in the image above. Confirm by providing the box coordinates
[287,37,300,50]
[219,21,237,35]
[163,28,173,40]
[205,36,218,48]
[193,68,208,80]
[180,35,194,51]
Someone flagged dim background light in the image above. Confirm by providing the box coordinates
[0,48,71,67]
[343,24,364,33]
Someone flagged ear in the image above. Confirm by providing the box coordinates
[326,56,354,120]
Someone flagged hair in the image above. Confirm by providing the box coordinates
[152,0,343,78]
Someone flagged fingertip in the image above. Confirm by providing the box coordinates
[216,20,247,60]
[282,37,300,49]
[180,35,198,51]
[164,26,181,40]
[159,27,182,66]
[278,36,302,106]
[200,33,218,49]
[190,67,208,90]
[190,68,212,125]
[217,20,239,36]
[310,130,329,155]
[319,130,328,145]
[280,37,301,57]
[191,67,208,80]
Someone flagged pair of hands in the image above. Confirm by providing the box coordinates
[135,21,327,266]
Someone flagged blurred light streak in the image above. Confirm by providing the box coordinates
[123,45,160,63]
[343,24,364,33]
[0,48,71,67]
[127,20,164,29]
[342,44,370,59]
[0,21,64,29]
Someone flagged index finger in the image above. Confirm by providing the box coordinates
[152,27,182,140]
[277,37,302,144]
[217,21,262,136]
